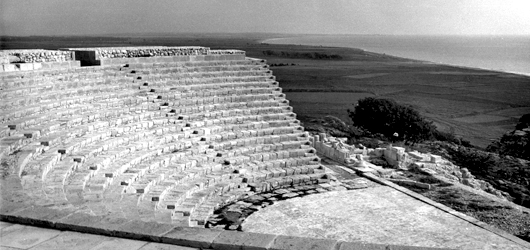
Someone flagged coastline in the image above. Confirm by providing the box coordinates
[259,36,530,78]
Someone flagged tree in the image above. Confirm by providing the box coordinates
[516,113,530,130]
[347,97,435,144]
[487,113,530,160]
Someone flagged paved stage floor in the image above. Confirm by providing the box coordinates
[242,185,528,250]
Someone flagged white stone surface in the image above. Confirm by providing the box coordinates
[242,186,527,250]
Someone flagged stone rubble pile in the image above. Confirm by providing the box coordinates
[311,134,506,198]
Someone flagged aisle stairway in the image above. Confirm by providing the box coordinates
[0,49,330,227]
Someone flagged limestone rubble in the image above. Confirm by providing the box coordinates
[311,134,507,198]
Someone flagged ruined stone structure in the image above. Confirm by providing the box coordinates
[312,134,507,197]
[3,47,529,250]
[0,46,329,227]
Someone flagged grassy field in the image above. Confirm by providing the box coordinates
[2,34,530,147]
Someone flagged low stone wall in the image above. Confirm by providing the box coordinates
[0,50,75,63]
[209,49,246,55]
[68,46,246,66]
[1,47,247,67]
[1,61,81,72]
[69,46,211,59]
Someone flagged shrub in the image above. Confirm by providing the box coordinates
[516,113,530,130]
[348,97,436,144]
[487,113,530,160]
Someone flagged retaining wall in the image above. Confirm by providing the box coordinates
[0,50,75,64]
[69,46,246,66]
[1,61,81,72]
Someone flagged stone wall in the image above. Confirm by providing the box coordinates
[310,133,355,163]
[1,47,247,67]
[69,46,212,59]
[209,49,246,55]
[0,50,75,63]
[68,46,246,66]
[1,61,81,72]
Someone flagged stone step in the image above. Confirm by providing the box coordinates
[148,80,277,93]
[135,69,271,80]
[0,66,126,89]
[128,62,266,74]
[0,75,133,99]
[156,85,282,100]
[0,90,140,123]
[126,59,263,70]
[1,83,137,109]
[141,74,275,87]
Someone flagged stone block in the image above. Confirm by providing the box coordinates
[430,155,442,163]
[269,235,338,250]
[161,227,221,249]
[6,206,74,228]
[139,242,197,250]
[90,216,134,235]
[338,241,387,250]
[90,237,148,250]
[385,245,456,250]
[17,63,33,71]
[2,64,17,72]
[70,60,81,67]
[59,61,70,68]
[55,212,104,234]
[32,63,42,70]
[116,220,175,241]
[211,230,276,250]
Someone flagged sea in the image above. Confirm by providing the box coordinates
[263,35,530,76]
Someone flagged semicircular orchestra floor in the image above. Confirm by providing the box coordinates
[241,185,529,250]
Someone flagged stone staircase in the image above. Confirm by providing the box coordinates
[0,47,331,227]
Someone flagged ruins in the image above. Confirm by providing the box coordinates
[1,46,333,226]
[1,47,528,249]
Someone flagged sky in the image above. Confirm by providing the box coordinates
[1,0,530,36]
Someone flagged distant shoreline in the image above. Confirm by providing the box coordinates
[259,36,530,78]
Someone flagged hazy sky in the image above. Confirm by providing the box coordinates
[1,0,529,36]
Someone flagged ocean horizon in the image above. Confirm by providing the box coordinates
[262,35,530,76]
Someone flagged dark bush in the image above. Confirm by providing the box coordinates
[516,113,530,130]
[348,97,436,144]
[487,113,530,160]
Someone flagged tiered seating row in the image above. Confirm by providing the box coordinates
[0,65,126,89]
[1,56,330,228]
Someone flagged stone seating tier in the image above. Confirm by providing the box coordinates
[28,119,306,181]
[0,50,329,227]
[0,64,126,88]
[0,61,272,124]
